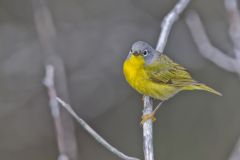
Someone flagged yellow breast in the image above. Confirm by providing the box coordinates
[123,54,147,94]
[123,54,179,100]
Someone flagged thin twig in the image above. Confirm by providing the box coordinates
[142,1,191,160]
[56,97,140,160]
[44,65,139,160]
[156,0,191,53]
[43,64,140,160]
[185,11,239,73]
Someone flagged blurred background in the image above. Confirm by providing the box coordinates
[0,0,239,159]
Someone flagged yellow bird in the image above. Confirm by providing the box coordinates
[123,41,221,123]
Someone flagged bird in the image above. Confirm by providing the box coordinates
[123,41,222,124]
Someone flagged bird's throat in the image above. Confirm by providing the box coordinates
[125,54,144,68]
[123,54,145,84]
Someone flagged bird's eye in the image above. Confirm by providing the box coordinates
[130,49,132,53]
[143,50,148,56]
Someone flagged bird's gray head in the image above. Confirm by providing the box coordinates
[128,41,158,64]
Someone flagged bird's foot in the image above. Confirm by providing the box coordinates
[140,101,163,125]
[141,112,156,125]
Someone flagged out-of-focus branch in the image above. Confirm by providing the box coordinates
[44,65,139,160]
[225,1,240,159]
[224,0,240,58]
[43,65,69,160]
[56,97,140,160]
[156,0,190,53]
[185,2,240,160]
[36,0,140,159]
[142,1,191,160]
[32,0,78,159]
[185,11,239,73]
[229,138,240,160]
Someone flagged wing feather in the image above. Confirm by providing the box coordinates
[145,54,195,87]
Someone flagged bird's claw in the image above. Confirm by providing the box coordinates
[141,112,156,125]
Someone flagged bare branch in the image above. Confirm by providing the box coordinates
[32,0,78,159]
[156,0,190,53]
[142,1,191,160]
[224,1,240,159]
[58,155,69,160]
[142,96,154,160]
[44,64,139,160]
[185,11,239,73]
[229,138,240,160]
[43,65,70,160]
[184,2,240,160]
[224,0,240,58]
[56,97,140,160]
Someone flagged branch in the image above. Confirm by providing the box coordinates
[44,65,139,160]
[229,138,240,160]
[32,0,78,159]
[224,1,240,159]
[56,98,140,160]
[185,2,240,160]
[43,65,70,160]
[224,0,240,58]
[185,11,239,73]
[142,96,154,160]
[142,1,191,160]
[156,0,190,53]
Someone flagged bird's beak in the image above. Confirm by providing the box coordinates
[132,51,139,56]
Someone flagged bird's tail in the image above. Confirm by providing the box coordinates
[184,83,222,96]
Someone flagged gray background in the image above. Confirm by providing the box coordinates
[0,0,239,160]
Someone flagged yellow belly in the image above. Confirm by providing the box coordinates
[123,55,180,101]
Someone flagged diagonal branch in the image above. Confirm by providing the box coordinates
[56,97,140,160]
[185,11,239,73]
[44,65,140,160]
[156,0,190,53]
[142,1,191,160]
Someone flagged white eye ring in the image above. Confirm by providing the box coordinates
[143,50,148,56]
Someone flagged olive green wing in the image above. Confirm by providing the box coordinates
[144,54,195,86]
